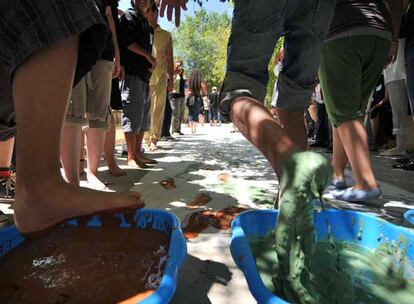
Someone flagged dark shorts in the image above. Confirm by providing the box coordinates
[210,107,218,120]
[319,35,390,126]
[121,75,151,134]
[0,0,107,85]
[220,0,335,122]
[0,64,15,141]
[188,103,201,122]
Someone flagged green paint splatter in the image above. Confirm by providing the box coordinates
[249,237,414,304]
[274,152,332,304]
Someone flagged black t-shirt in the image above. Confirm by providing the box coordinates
[118,8,153,81]
[327,0,393,38]
[208,92,219,109]
[405,1,414,44]
[95,0,115,62]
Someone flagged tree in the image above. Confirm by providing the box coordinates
[173,6,283,105]
[172,9,231,89]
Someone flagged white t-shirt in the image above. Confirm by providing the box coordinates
[273,62,283,77]
[315,84,324,104]
[384,38,406,84]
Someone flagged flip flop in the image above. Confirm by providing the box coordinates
[332,187,382,204]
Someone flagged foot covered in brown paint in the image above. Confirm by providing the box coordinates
[274,151,332,304]
[108,163,127,177]
[127,158,150,169]
[13,177,144,235]
[140,156,157,165]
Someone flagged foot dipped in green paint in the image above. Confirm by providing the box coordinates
[274,151,332,304]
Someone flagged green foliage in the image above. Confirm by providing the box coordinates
[265,37,284,107]
[173,5,283,105]
[172,9,231,88]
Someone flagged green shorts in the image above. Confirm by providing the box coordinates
[319,35,390,127]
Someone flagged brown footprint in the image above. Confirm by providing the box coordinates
[182,210,215,239]
[186,193,212,209]
[211,206,250,230]
[160,178,176,190]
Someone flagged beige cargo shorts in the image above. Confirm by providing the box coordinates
[66,59,114,130]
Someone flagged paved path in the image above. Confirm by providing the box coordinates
[1,123,413,303]
[124,123,414,303]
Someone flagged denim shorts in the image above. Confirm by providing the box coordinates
[121,75,151,134]
[220,0,335,122]
[0,0,107,85]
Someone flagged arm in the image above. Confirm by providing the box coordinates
[201,82,208,96]
[106,6,120,78]
[385,0,403,65]
[166,35,174,93]
[159,0,187,27]
[127,43,156,68]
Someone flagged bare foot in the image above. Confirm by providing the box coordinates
[108,163,127,177]
[13,177,144,234]
[86,171,107,191]
[148,142,158,152]
[140,156,157,165]
[127,158,150,169]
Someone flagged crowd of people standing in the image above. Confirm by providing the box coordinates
[0,0,222,210]
[0,0,412,237]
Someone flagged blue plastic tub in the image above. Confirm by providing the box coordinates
[230,209,414,304]
[0,208,187,304]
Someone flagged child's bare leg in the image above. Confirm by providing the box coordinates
[135,132,155,166]
[12,36,143,234]
[104,114,126,176]
[60,124,82,185]
[337,119,377,190]
[277,108,308,151]
[230,97,297,176]
[0,137,14,168]
[85,128,106,190]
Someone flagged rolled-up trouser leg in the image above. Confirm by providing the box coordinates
[219,0,284,122]
[386,80,410,136]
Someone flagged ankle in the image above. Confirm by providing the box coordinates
[353,182,378,191]
[332,174,345,182]
[16,176,64,203]
[86,169,98,176]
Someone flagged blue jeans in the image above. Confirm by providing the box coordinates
[220,0,335,121]
[406,40,414,115]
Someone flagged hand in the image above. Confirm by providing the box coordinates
[112,56,121,79]
[120,66,126,81]
[159,0,187,27]
[385,40,399,67]
[147,55,157,70]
